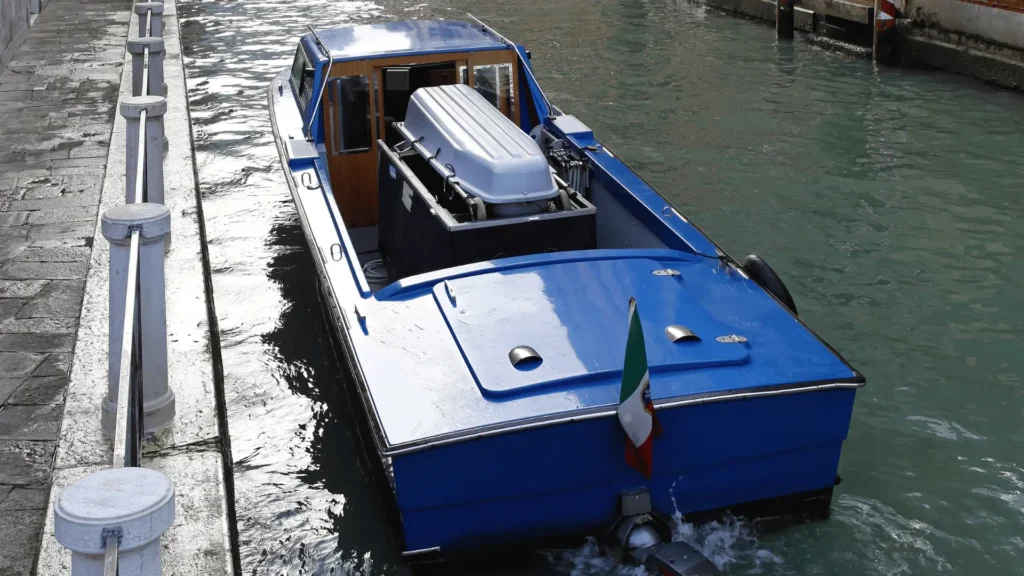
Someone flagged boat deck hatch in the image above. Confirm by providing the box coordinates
[432,258,751,398]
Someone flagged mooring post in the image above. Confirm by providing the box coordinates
[101,204,175,435]
[873,0,899,65]
[54,467,174,576]
[127,38,166,97]
[121,96,167,204]
[776,0,795,39]
[135,1,165,38]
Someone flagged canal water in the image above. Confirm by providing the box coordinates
[177,0,1024,574]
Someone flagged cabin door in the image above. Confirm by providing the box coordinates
[322,66,377,229]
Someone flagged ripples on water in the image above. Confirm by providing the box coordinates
[177,0,1024,573]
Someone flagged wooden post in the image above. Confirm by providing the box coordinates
[873,0,899,65]
[777,0,795,39]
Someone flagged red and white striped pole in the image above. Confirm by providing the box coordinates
[873,0,899,65]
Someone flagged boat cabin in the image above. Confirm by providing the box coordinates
[287,21,608,288]
[290,21,535,228]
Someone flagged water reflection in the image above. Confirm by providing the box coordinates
[180,0,1024,573]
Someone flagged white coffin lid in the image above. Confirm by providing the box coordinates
[403,84,558,204]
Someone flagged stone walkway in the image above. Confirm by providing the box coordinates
[0,0,129,572]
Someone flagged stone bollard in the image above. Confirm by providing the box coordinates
[135,2,164,38]
[127,37,166,97]
[54,467,174,576]
[101,204,175,435]
[776,0,795,39]
[121,96,166,205]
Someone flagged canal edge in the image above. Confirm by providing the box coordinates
[32,0,237,573]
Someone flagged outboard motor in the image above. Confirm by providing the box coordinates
[605,490,721,576]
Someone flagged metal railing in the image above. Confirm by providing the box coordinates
[53,2,176,574]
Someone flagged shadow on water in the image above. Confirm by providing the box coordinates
[180,0,1024,573]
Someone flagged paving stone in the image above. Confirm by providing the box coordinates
[0,317,78,334]
[26,222,94,243]
[0,226,28,239]
[0,379,24,405]
[6,377,67,405]
[0,487,48,510]
[12,245,91,263]
[0,212,29,227]
[0,352,46,377]
[0,299,26,322]
[20,185,66,200]
[8,194,99,211]
[0,441,56,484]
[17,280,84,318]
[26,205,98,225]
[0,509,43,575]
[31,353,71,378]
[0,405,63,440]
[0,332,74,352]
[0,260,88,280]
[0,280,47,299]
[0,237,25,261]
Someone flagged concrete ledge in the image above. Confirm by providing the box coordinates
[34,0,235,573]
[902,26,1024,90]
[700,0,872,27]
[702,0,779,23]
[801,0,873,24]
[0,0,33,73]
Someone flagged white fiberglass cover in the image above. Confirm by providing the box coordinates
[403,84,558,204]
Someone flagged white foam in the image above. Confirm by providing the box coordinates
[548,482,783,574]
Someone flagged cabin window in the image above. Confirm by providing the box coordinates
[327,75,371,154]
[472,64,514,118]
[290,47,314,113]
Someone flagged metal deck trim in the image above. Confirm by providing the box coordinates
[382,379,865,456]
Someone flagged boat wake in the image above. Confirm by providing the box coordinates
[545,485,782,575]
[546,515,779,575]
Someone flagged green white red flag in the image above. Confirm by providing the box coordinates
[617,297,661,478]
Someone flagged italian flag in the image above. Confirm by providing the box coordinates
[618,297,661,478]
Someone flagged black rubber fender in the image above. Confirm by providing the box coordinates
[742,254,798,315]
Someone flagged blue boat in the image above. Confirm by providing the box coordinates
[268,17,864,569]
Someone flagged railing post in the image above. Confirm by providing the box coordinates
[873,0,899,65]
[101,204,174,435]
[121,96,167,205]
[54,467,174,576]
[127,38,166,97]
[134,1,164,38]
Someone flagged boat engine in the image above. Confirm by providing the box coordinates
[606,490,721,576]
[378,84,596,280]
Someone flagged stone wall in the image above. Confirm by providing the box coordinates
[905,0,1024,50]
[0,0,32,70]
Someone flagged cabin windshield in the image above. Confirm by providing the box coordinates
[290,46,315,114]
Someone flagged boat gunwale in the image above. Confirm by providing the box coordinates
[382,378,865,456]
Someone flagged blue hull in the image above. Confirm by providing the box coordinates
[393,388,855,552]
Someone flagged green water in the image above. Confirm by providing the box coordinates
[179,0,1024,573]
